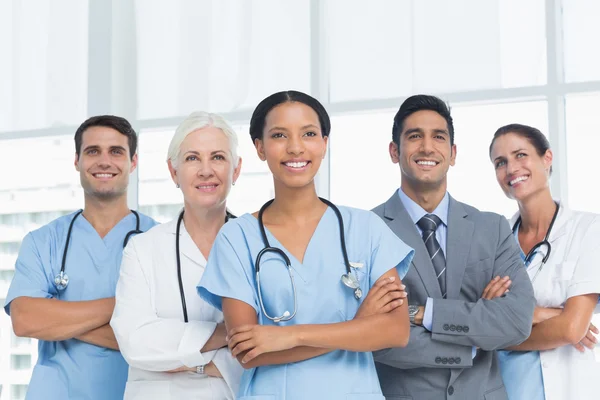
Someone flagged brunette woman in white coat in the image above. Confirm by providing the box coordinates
[489,123,600,400]
[110,111,243,399]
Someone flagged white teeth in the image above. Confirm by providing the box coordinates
[285,161,308,168]
[417,160,437,166]
[509,176,528,186]
[197,185,217,189]
[94,173,114,178]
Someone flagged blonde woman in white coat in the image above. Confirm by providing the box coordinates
[489,123,600,400]
[111,111,243,399]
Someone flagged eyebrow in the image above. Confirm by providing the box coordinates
[268,124,321,133]
[183,150,227,156]
[493,148,527,163]
[83,145,127,152]
[403,128,449,135]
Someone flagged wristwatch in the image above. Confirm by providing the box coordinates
[196,365,205,375]
[408,305,420,324]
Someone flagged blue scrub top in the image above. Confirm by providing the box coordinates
[497,222,545,400]
[198,206,414,400]
[4,210,157,400]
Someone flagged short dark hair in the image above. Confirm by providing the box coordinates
[489,123,552,173]
[249,90,331,142]
[74,115,137,159]
[392,94,454,146]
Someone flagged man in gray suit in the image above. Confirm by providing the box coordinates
[372,95,535,400]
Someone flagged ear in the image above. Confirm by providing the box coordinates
[389,141,400,164]
[449,144,457,167]
[254,138,266,161]
[130,153,139,173]
[232,157,243,184]
[322,135,329,159]
[74,153,80,171]
[167,159,178,186]
[543,149,553,173]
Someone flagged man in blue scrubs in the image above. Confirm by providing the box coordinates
[4,116,157,400]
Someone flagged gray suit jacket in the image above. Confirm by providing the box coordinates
[372,192,535,400]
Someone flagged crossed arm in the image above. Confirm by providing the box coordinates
[507,294,599,352]
[10,296,119,350]
[224,268,410,369]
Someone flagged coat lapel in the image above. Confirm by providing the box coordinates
[383,192,443,298]
[445,197,474,299]
[168,218,207,267]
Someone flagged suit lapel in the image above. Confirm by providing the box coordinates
[383,193,443,298]
[445,197,474,299]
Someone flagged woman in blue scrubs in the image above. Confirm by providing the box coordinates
[198,90,414,400]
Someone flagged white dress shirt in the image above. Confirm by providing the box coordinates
[509,204,600,400]
[111,217,243,400]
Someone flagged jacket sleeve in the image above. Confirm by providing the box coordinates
[110,239,218,371]
[428,216,535,350]
[374,324,474,369]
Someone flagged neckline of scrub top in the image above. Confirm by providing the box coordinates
[247,206,334,282]
[77,211,139,249]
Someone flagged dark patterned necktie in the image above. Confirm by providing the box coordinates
[417,214,447,298]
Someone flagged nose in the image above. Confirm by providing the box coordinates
[97,152,112,168]
[419,136,435,154]
[196,159,214,177]
[506,159,519,176]
[286,135,305,156]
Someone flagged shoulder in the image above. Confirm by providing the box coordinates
[136,212,159,230]
[126,218,173,251]
[457,199,507,227]
[564,209,600,236]
[215,213,258,244]
[28,211,81,244]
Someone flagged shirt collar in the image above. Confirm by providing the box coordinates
[398,188,450,227]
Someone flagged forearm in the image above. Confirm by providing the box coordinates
[76,324,119,350]
[239,346,332,369]
[11,297,114,341]
[507,315,572,351]
[533,306,562,325]
[296,309,409,352]
[201,326,227,353]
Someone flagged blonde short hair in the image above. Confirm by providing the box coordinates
[167,111,239,168]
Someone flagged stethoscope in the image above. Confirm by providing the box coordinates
[55,210,142,291]
[255,197,361,324]
[175,209,235,323]
[512,202,560,282]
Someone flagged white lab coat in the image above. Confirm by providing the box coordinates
[111,218,243,400]
[510,203,600,400]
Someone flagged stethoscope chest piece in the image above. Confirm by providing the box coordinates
[54,271,69,291]
[341,273,362,299]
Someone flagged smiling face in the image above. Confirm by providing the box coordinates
[490,132,552,201]
[169,126,241,211]
[390,110,456,195]
[75,126,137,200]
[254,101,328,190]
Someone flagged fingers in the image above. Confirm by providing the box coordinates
[573,342,585,353]
[227,330,254,352]
[382,299,405,313]
[481,276,500,299]
[590,323,599,335]
[370,277,405,302]
[482,276,511,300]
[582,329,598,349]
[241,347,264,364]
[227,324,254,338]
[231,338,256,358]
